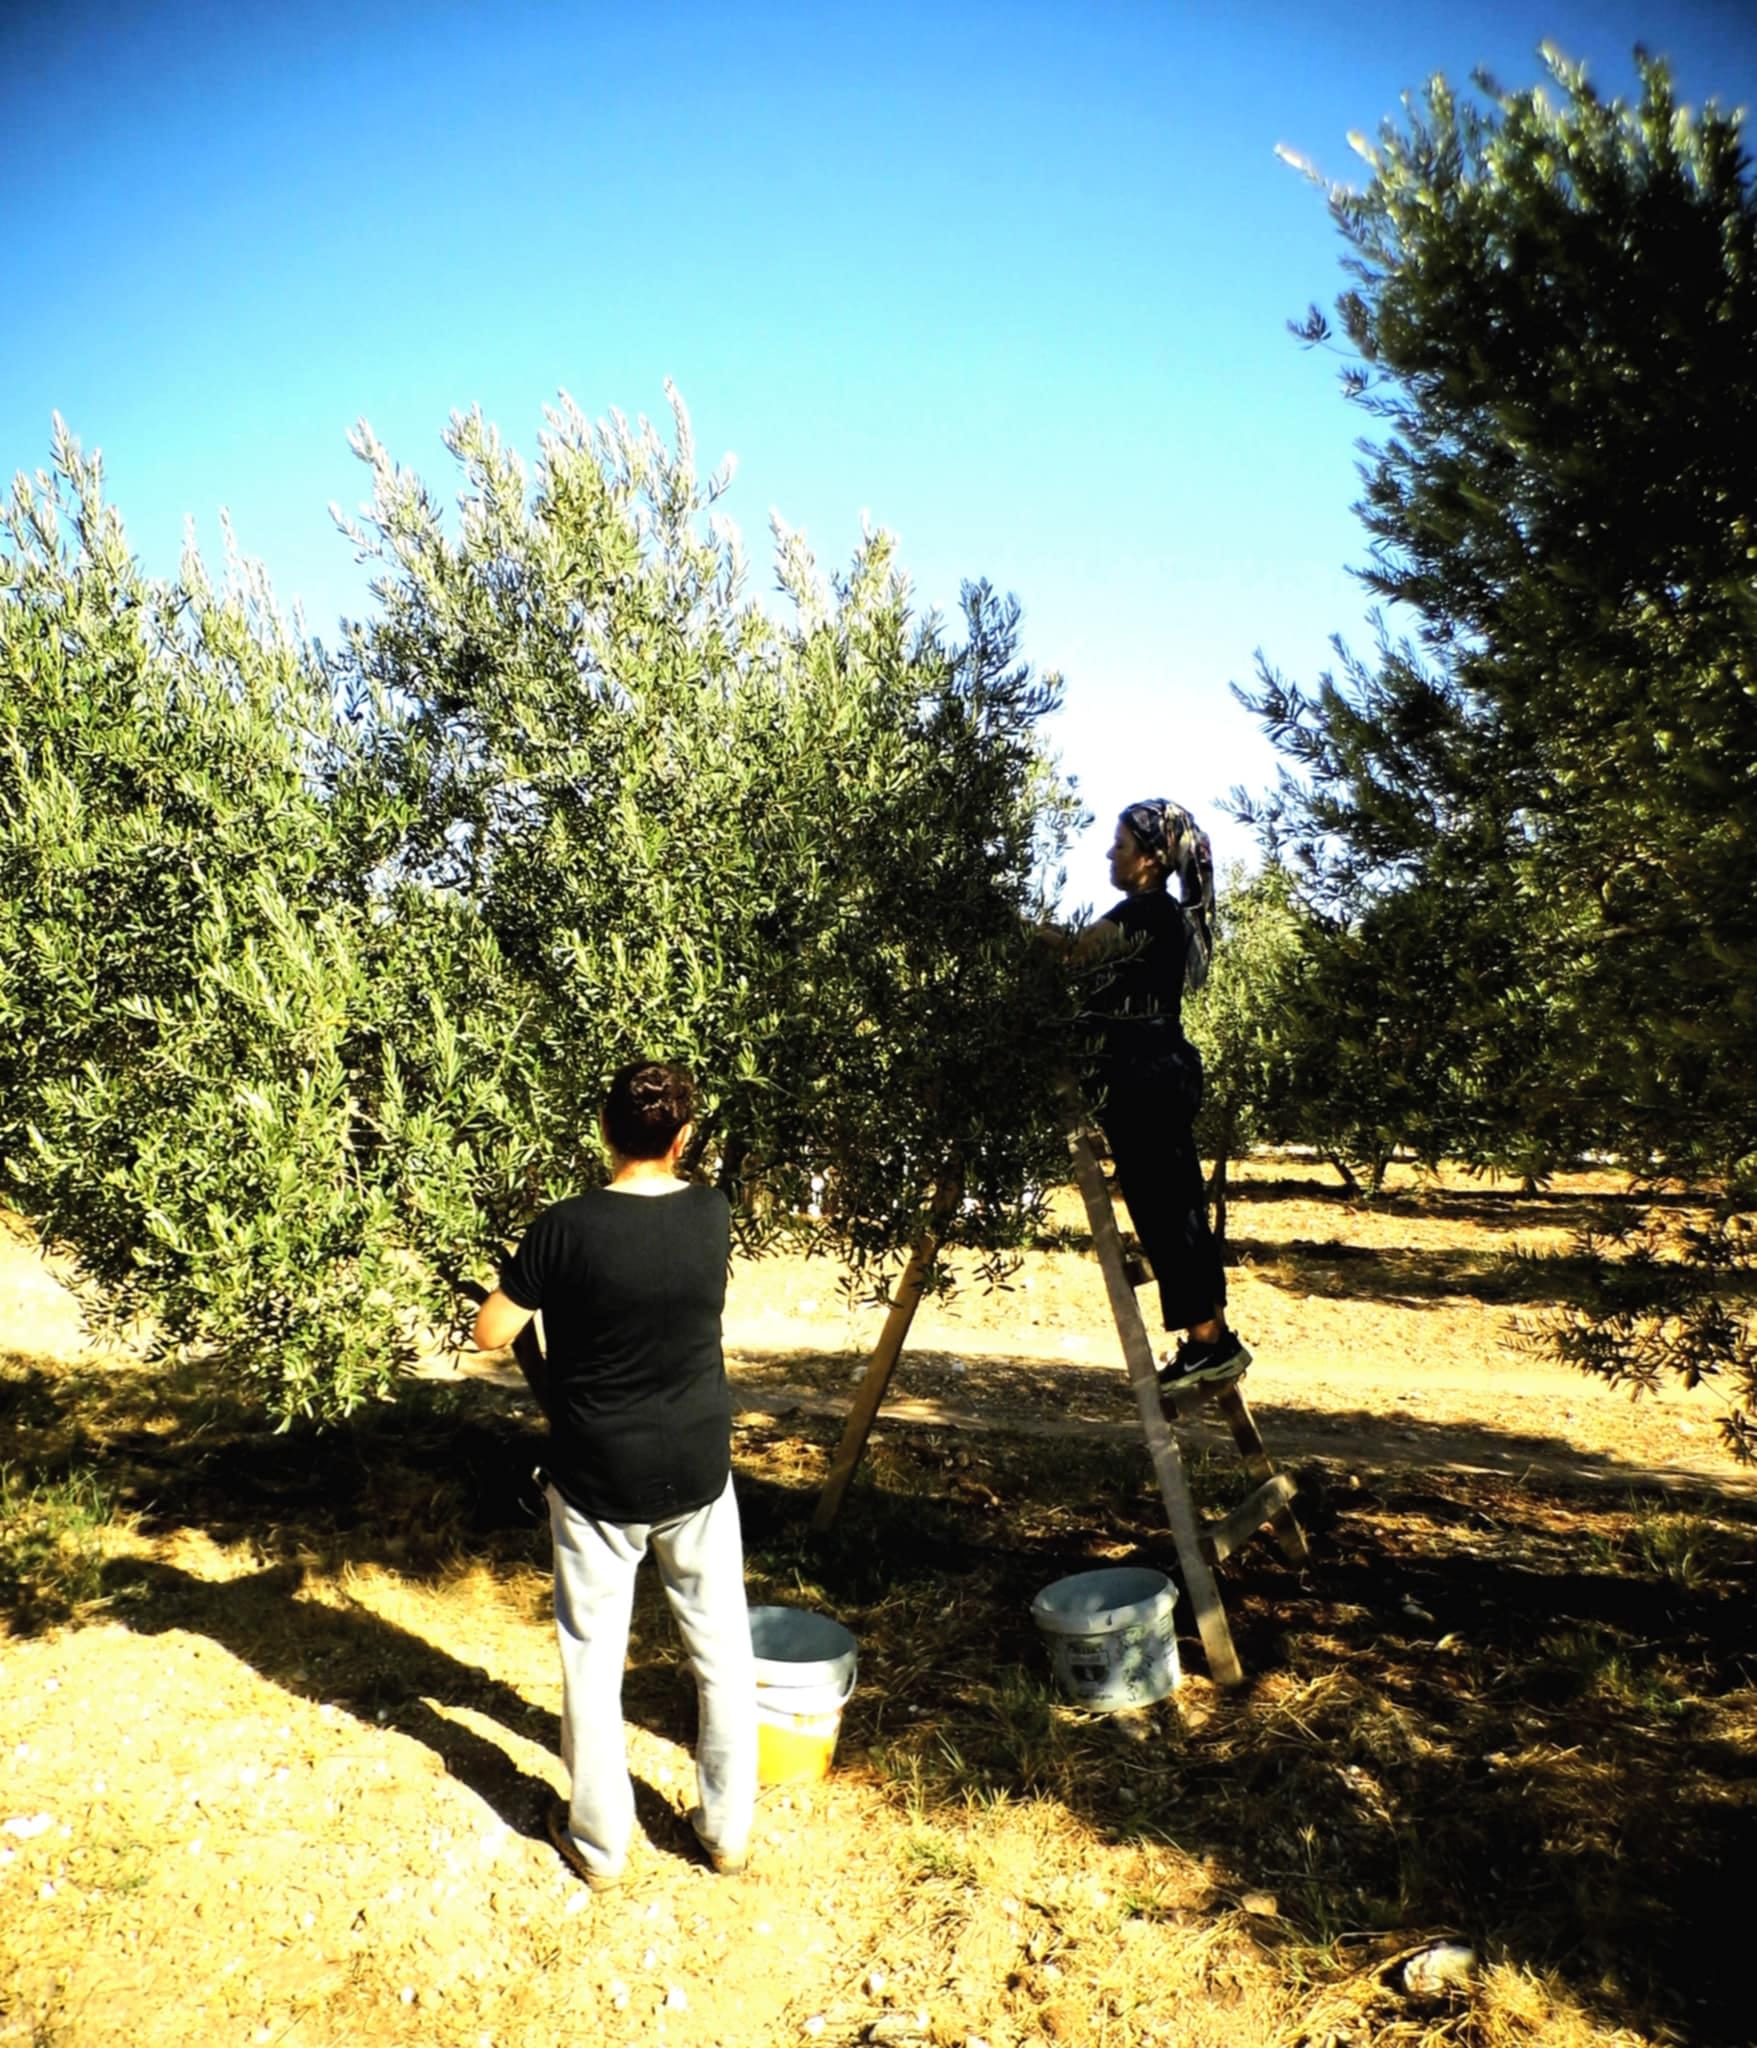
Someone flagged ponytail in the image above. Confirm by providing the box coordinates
[1170,808,1215,991]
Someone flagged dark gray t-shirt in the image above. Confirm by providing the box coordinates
[499,1183,732,1524]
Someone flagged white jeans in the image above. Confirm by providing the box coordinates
[547,1474,756,1879]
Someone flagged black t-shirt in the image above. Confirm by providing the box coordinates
[499,1183,733,1525]
[1095,889,1190,1036]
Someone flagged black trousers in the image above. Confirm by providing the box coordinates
[1096,1034,1226,1335]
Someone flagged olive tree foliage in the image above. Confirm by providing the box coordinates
[1,394,1082,1422]
[332,388,1083,1295]
[1229,813,1570,1196]
[1239,51,1757,1450]
[1180,862,1467,1216]
[0,420,528,1421]
[1184,863,1313,1240]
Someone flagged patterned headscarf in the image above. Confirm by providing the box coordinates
[1120,799,1215,990]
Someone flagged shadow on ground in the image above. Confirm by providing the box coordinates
[1228,1235,1613,1308]
[764,1432,1757,2048]
[101,1554,559,1842]
[720,1344,1753,1498]
[7,1345,1757,2044]
[1229,1234,1757,1312]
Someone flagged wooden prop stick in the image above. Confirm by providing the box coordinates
[811,1168,963,1532]
[1061,1107,1246,1689]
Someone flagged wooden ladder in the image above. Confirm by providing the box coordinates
[1062,1110,1308,1689]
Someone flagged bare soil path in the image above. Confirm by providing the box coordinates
[708,1161,1745,1497]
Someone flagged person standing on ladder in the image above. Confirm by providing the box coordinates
[1083,798,1249,1395]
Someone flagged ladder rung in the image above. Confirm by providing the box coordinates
[1201,1472,1297,1565]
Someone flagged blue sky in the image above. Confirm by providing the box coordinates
[5,0,1754,899]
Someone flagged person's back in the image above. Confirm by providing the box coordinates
[504,1183,732,1525]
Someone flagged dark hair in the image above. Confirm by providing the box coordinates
[602,1060,696,1161]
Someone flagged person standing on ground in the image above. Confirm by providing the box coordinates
[472,1060,756,1888]
[1086,798,1249,1395]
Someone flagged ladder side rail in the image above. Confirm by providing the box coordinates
[1063,1115,1245,1688]
[1201,1472,1298,1566]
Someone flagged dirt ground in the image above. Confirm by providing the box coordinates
[3,1159,1754,2048]
[713,1163,1744,1492]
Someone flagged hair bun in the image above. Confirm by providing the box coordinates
[603,1060,697,1162]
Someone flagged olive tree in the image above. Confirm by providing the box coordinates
[1184,863,1313,1241]
[2,395,1082,1422]
[1241,49,1757,1449]
[332,388,1084,1290]
[0,421,532,1419]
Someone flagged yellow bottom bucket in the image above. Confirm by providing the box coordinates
[749,1605,858,1786]
[756,1697,846,1784]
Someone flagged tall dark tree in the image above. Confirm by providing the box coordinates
[1239,49,1757,1448]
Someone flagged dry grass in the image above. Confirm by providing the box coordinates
[4,1170,1757,2047]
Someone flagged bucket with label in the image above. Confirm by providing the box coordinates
[749,1604,858,1783]
[1030,1566,1180,1709]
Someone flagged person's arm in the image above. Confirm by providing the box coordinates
[1035,913,1128,967]
[473,1289,534,1352]
[1064,919,1129,967]
[465,1227,556,1423]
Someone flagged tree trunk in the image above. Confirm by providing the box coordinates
[1207,1119,1234,1265]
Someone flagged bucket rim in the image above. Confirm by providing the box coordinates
[748,1603,858,1691]
[1029,1566,1176,1636]
[748,1603,858,1655]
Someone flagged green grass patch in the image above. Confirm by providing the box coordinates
[0,1459,118,1632]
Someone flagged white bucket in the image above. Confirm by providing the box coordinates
[748,1605,858,1783]
[1030,1566,1181,1710]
